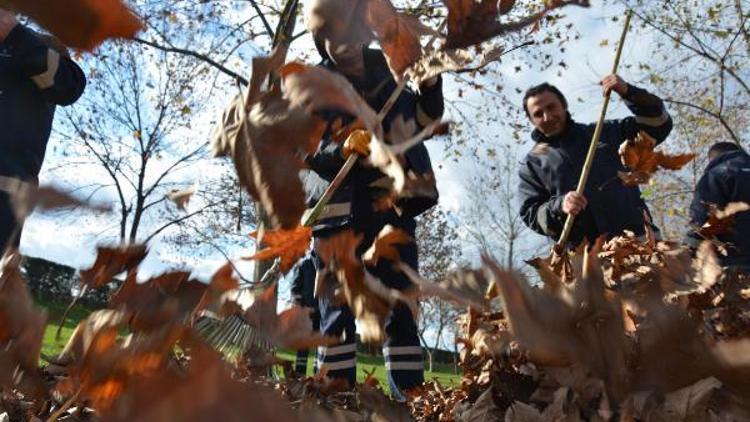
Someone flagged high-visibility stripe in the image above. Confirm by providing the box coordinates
[385,361,424,371]
[319,358,356,371]
[32,49,60,89]
[635,110,670,127]
[383,346,423,357]
[318,343,357,356]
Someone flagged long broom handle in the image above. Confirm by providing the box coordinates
[556,10,633,249]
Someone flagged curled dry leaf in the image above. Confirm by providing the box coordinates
[406,44,505,86]
[0,0,142,50]
[211,46,326,230]
[0,254,46,398]
[243,283,337,350]
[8,183,111,224]
[79,244,148,289]
[366,0,433,79]
[362,225,412,266]
[618,131,696,186]
[165,185,196,211]
[399,263,490,312]
[443,0,590,49]
[697,201,750,238]
[316,230,416,343]
[486,250,630,401]
[104,335,298,422]
[247,226,312,273]
[108,271,209,330]
[281,62,381,138]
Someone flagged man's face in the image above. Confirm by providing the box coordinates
[526,91,568,137]
[324,38,364,76]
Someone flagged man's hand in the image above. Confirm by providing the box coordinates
[600,74,629,97]
[0,9,18,42]
[342,129,371,158]
[562,191,588,216]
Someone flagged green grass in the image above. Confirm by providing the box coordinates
[34,298,463,391]
[37,297,92,357]
[276,349,462,388]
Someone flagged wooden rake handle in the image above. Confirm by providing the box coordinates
[555,10,633,249]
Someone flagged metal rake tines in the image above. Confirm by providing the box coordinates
[195,313,273,359]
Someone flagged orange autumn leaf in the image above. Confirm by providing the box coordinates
[1,0,143,50]
[363,225,412,266]
[247,226,312,272]
[697,202,750,239]
[618,131,696,186]
[443,0,589,49]
[365,0,432,79]
[79,244,148,289]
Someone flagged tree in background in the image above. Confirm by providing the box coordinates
[415,205,464,371]
[459,143,547,275]
[606,0,750,237]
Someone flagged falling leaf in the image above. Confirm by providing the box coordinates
[399,263,490,311]
[0,0,142,50]
[443,0,590,49]
[405,45,505,86]
[211,46,326,230]
[243,283,336,350]
[365,0,432,79]
[618,131,696,186]
[0,253,47,398]
[281,62,381,138]
[247,226,312,273]
[316,230,416,343]
[165,185,196,211]
[362,225,412,266]
[8,183,111,224]
[79,244,148,289]
[697,202,750,238]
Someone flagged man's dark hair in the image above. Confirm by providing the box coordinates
[708,142,742,161]
[522,83,568,118]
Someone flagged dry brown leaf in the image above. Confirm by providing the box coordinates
[405,45,505,86]
[165,186,196,211]
[362,225,412,266]
[0,0,142,50]
[281,62,381,138]
[104,337,298,422]
[247,226,312,273]
[486,249,630,401]
[697,202,750,238]
[399,263,490,312]
[79,244,148,289]
[243,283,336,349]
[618,131,696,186]
[316,230,416,343]
[443,0,590,49]
[108,271,208,330]
[366,0,431,79]
[0,254,47,398]
[212,46,326,230]
[9,184,111,224]
[661,377,722,421]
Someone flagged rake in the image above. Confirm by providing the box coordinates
[194,153,358,361]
